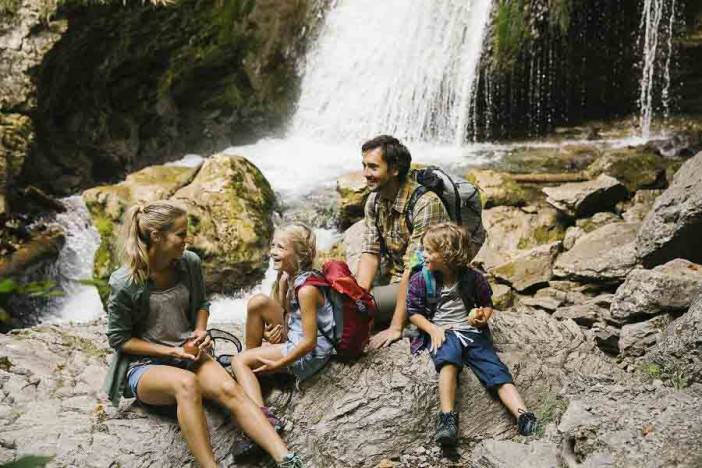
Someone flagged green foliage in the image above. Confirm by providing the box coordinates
[534,392,568,437]
[0,455,53,468]
[548,0,573,34]
[0,0,20,17]
[493,0,528,70]
[637,361,690,390]
[0,278,63,326]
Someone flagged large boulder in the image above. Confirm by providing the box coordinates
[172,154,275,293]
[610,259,702,322]
[473,205,565,271]
[82,155,275,294]
[542,174,628,218]
[562,211,622,250]
[645,292,702,386]
[620,189,664,223]
[490,242,561,292]
[553,222,640,282]
[636,151,702,268]
[336,171,369,229]
[584,147,671,193]
[465,169,530,208]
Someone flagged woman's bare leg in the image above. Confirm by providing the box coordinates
[137,366,217,468]
[230,345,286,406]
[245,294,285,349]
[196,355,288,463]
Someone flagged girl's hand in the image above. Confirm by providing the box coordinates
[264,324,284,344]
[171,346,198,361]
[190,329,213,352]
[429,325,446,352]
[253,356,285,374]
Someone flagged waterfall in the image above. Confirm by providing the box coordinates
[638,0,677,139]
[289,0,494,145]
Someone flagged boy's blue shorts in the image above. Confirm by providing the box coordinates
[431,330,513,390]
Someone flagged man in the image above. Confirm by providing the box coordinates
[356,135,450,349]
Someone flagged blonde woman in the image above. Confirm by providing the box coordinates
[231,224,335,424]
[102,201,303,468]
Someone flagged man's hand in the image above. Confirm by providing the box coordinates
[263,323,285,344]
[468,307,494,328]
[368,327,402,350]
[428,325,446,352]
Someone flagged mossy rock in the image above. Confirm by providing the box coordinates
[585,148,671,193]
[483,145,601,175]
[466,169,532,208]
[336,171,369,229]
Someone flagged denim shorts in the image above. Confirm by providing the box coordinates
[431,330,513,390]
[126,357,198,399]
[282,342,331,381]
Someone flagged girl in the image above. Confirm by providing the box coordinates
[231,224,335,418]
[103,200,303,468]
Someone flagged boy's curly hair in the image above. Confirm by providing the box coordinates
[422,222,474,270]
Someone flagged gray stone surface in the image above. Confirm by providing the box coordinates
[637,151,702,268]
[621,189,664,223]
[553,302,606,327]
[553,222,640,282]
[619,314,673,357]
[610,259,702,321]
[343,220,365,276]
[543,174,628,218]
[469,439,561,468]
[491,242,561,292]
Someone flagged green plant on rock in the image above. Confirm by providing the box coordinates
[0,455,53,468]
[493,0,529,70]
[534,392,568,437]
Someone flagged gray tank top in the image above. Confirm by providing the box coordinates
[287,272,336,358]
[140,282,192,348]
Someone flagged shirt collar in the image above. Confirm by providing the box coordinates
[390,178,416,214]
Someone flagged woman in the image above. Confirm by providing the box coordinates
[102,200,303,468]
[231,224,335,420]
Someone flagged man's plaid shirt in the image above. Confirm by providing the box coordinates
[362,178,450,283]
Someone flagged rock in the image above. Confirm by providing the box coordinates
[552,302,605,327]
[473,205,565,271]
[490,283,514,310]
[562,226,584,251]
[584,147,670,192]
[563,211,623,250]
[469,439,561,468]
[621,189,664,223]
[591,323,620,355]
[610,259,702,322]
[645,292,702,386]
[465,169,530,207]
[636,151,702,268]
[0,225,65,278]
[172,154,275,293]
[336,171,369,229]
[0,114,33,215]
[342,220,365,276]
[491,242,561,292]
[542,174,628,218]
[619,314,673,357]
[553,222,640,282]
[481,145,600,174]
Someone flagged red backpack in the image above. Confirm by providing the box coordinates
[295,260,376,359]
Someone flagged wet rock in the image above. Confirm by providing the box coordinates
[465,169,530,207]
[469,439,561,468]
[620,189,664,223]
[473,205,565,271]
[172,154,275,293]
[585,147,670,193]
[645,292,702,386]
[637,151,702,268]
[619,314,673,357]
[0,114,33,215]
[0,225,65,278]
[491,242,561,292]
[553,222,640,282]
[336,171,369,229]
[543,174,628,218]
[610,259,702,322]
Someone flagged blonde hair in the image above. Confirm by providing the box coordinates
[276,223,316,273]
[120,200,187,284]
[422,222,474,271]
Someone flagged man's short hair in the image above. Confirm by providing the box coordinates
[361,135,412,182]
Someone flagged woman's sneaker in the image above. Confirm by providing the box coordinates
[260,406,286,432]
[434,411,459,446]
[517,409,538,436]
[278,452,304,468]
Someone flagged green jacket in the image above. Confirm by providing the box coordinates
[102,250,210,406]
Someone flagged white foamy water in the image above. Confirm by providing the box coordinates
[290,0,494,144]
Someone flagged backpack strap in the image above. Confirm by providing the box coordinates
[371,193,388,256]
[405,185,430,231]
[293,272,339,350]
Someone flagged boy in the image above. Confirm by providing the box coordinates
[407,223,537,446]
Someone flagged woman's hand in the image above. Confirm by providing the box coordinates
[263,323,285,344]
[253,356,285,374]
[429,325,446,352]
[468,307,494,328]
[170,346,199,361]
[190,329,213,352]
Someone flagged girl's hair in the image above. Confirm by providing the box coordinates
[422,222,474,270]
[120,200,187,284]
[276,223,316,273]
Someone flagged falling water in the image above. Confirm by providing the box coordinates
[289,0,494,144]
[638,0,677,139]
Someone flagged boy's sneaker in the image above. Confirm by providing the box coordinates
[278,452,304,468]
[517,409,538,436]
[434,411,459,446]
[260,405,286,432]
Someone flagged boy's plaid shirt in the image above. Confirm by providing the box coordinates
[361,179,449,283]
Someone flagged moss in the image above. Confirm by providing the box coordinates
[517,225,565,250]
[493,0,529,70]
[57,330,111,359]
[533,392,569,437]
[91,214,117,294]
[586,150,670,192]
[0,0,20,16]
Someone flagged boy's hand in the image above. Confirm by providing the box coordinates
[429,325,446,352]
[469,307,493,328]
